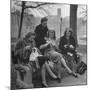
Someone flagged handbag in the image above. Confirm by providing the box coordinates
[77,61,87,75]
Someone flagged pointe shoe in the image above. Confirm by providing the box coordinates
[41,83,48,87]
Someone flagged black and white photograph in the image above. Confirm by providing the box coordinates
[11,0,87,89]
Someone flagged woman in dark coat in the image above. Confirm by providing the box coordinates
[59,27,78,63]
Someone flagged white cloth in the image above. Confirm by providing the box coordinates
[29,47,42,61]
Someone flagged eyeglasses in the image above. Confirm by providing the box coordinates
[66,30,71,33]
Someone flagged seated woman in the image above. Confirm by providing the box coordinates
[59,27,79,64]
[15,32,59,87]
[40,30,78,81]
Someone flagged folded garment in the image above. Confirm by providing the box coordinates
[29,47,42,61]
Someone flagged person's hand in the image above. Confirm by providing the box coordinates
[44,37,48,41]
[20,64,30,71]
[25,45,31,50]
[48,41,52,44]
[69,45,74,49]
[64,45,68,48]
[46,40,51,46]
[67,52,73,56]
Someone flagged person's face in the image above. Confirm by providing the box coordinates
[27,35,36,46]
[42,21,47,27]
[66,29,71,37]
[26,35,35,42]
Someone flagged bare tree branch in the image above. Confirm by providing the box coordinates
[38,7,50,15]
[24,3,56,9]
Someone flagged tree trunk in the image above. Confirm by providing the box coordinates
[70,5,78,45]
[18,1,25,38]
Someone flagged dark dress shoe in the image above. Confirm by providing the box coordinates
[69,72,78,78]
[56,77,61,83]
[41,83,48,87]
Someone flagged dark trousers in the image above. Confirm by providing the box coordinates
[37,56,49,67]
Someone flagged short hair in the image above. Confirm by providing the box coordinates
[41,17,48,23]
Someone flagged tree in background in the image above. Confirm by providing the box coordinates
[79,6,87,24]
[13,1,55,38]
[18,1,25,38]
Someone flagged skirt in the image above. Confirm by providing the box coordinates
[30,56,49,72]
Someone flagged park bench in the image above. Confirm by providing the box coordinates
[11,38,83,89]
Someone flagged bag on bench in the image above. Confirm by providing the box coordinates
[77,61,87,75]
